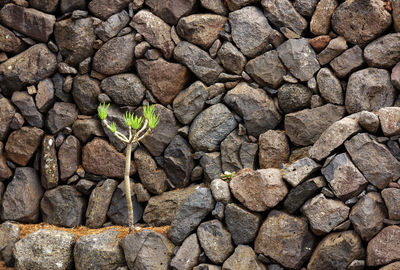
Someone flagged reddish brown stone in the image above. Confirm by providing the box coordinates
[0,142,12,180]
[308,35,331,52]
[367,226,400,266]
[259,130,290,169]
[58,135,81,181]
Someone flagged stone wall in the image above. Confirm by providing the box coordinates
[1,0,400,269]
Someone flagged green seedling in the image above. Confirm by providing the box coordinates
[98,103,160,233]
[221,171,236,182]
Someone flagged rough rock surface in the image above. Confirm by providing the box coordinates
[222,245,266,270]
[145,0,196,25]
[101,74,146,106]
[225,203,260,245]
[258,130,289,169]
[367,226,400,267]
[170,234,200,270]
[282,157,321,187]
[0,222,19,266]
[381,188,400,220]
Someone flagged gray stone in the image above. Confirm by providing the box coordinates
[40,185,87,228]
[46,102,78,134]
[217,42,247,75]
[72,75,101,115]
[72,117,105,143]
[294,0,319,17]
[282,157,321,187]
[76,179,96,195]
[85,179,119,228]
[277,83,312,114]
[200,0,228,15]
[284,176,326,214]
[11,91,43,128]
[95,10,130,42]
[285,104,346,146]
[173,81,208,125]
[92,34,135,75]
[133,183,150,203]
[230,168,288,212]
[261,0,308,35]
[40,135,59,190]
[0,97,16,141]
[222,245,266,270]
[359,111,380,133]
[74,229,125,270]
[395,0,400,32]
[14,229,75,270]
[382,188,400,220]
[302,194,350,235]
[225,203,260,245]
[392,61,400,90]
[120,230,174,270]
[277,38,320,82]
[88,0,130,20]
[224,82,281,137]
[189,103,237,152]
[174,41,223,85]
[245,50,286,89]
[240,141,258,169]
[367,226,400,267]
[229,6,272,57]
[170,234,201,270]
[316,67,343,105]
[212,201,225,221]
[345,133,400,189]
[58,135,80,181]
[197,220,234,264]
[308,231,365,270]
[255,210,315,269]
[144,0,196,25]
[167,187,215,245]
[1,167,44,223]
[193,264,221,270]
[329,45,364,78]
[221,130,245,172]
[36,78,55,113]
[101,74,145,106]
[0,222,19,266]
[349,192,386,241]
[131,10,175,59]
[378,107,400,136]
[310,0,338,35]
[364,33,400,69]
[200,152,223,182]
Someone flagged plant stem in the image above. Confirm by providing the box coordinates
[124,142,135,233]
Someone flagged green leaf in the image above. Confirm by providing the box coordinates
[97,103,110,120]
[124,111,134,127]
[143,104,155,120]
[148,113,160,129]
[110,122,117,133]
[131,116,143,130]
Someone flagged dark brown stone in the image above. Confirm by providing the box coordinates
[46,102,79,134]
[0,97,16,141]
[0,25,24,53]
[144,0,197,25]
[41,135,59,189]
[0,142,12,180]
[88,0,131,20]
[367,226,400,267]
[258,130,289,169]
[58,135,80,181]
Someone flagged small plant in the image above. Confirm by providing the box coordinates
[220,171,236,182]
[97,103,160,233]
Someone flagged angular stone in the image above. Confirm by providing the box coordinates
[0,44,56,92]
[107,181,143,226]
[220,130,245,172]
[134,147,167,195]
[164,135,194,188]
[177,14,227,49]
[224,82,281,137]
[210,179,231,205]
[131,10,174,59]
[230,168,288,212]
[72,75,101,115]
[5,127,44,166]
[261,0,307,34]
[382,188,400,220]
[318,37,348,66]
[308,35,331,52]
[143,185,198,226]
[277,38,320,82]
[364,33,400,69]
[225,203,260,245]
[193,264,221,270]
[36,78,55,113]
[120,230,174,270]
[222,245,266,270]
[380,262,400,270]
[277,83,312,114]
[137,58,190,105]
[200,152,222,182]
[359,111,380,133]
[321,153,367,200]
[173,81,208,125]
[197,220,234,264]
[88,0,130,20]
[14,229,75,270]
[303,194,350,235]
[392,62,400,90]
[308,231,364,270]
[284,176,326,213]
[229,6,272,58]
[0,25,24,53]
[0,4,55,42]
[72,117,105,143]
[258,130,289,169]
[167,187,215,245]
[95,10,130,42]
[58,135,80,181]
[85,179,119,228]
[255,210,315,269]
[40,135,59,189]
[46,102,78,134]
[285,104,346,146]
[334,0,392,45]
[174,41,223,85]
[345,133,400,189]
[310,0,338,35]
[74,229,125,270]
[11,91,43,128]
[294,0,319,17]
[0,142,12,180]
[367,226,400,267]
[92,34,135,75]
[200,0,228,15]
[189,103,237,152]
[41,185,87,227]
[54,18,96,66]
[145,0,196,25]
[217,42,247,75]
[349,192,386,241]
[1,167,44,222]
[82,137,135,179]
[170,233,201,270]
[316,67,343,105]
[379,107,400,137]
[0,222,19,266]
[329,45,364,79]
[100,74,145,106]
[30,0,58,13]
[245,50,286,89]
[0,97,16,141]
